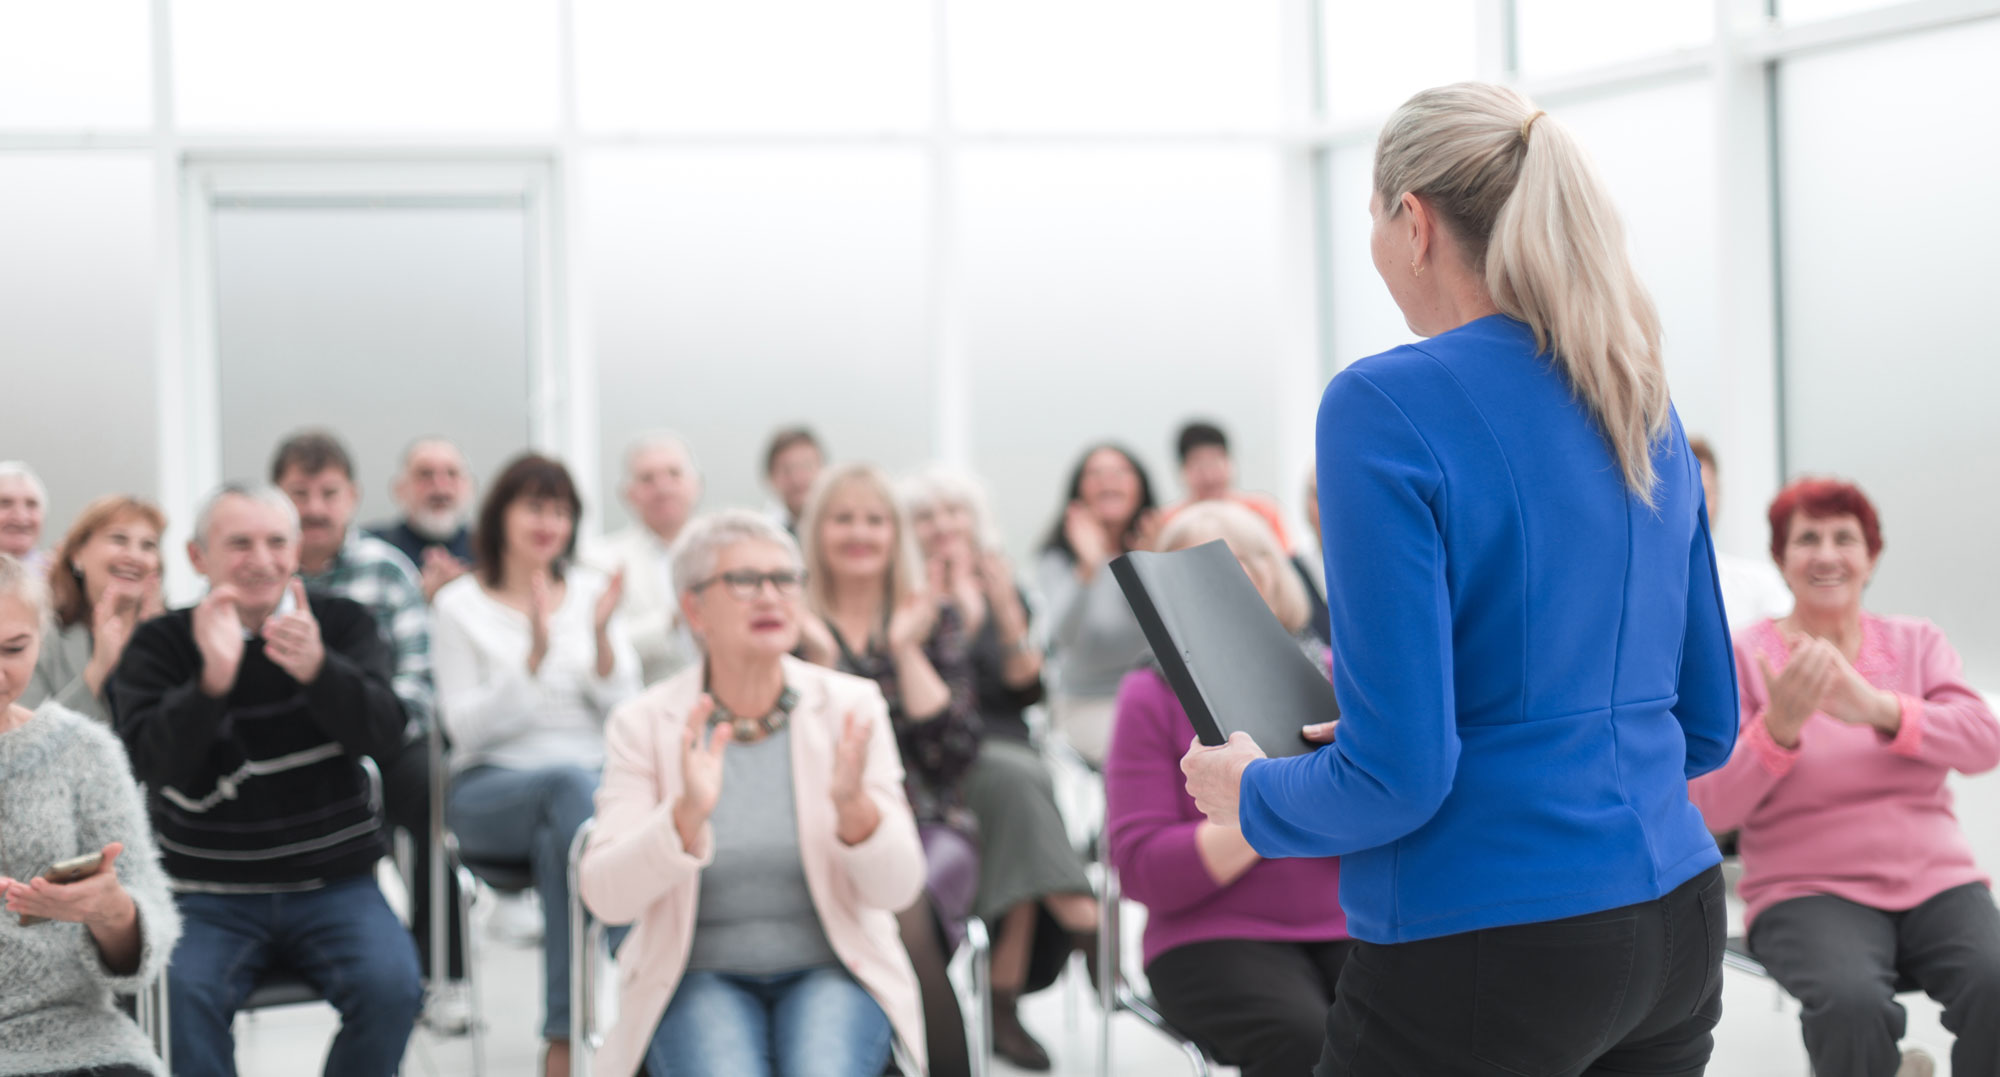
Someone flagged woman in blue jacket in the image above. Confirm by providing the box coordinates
[1183,82,1738,1076]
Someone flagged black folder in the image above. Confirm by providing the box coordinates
[1110,540,1338,758]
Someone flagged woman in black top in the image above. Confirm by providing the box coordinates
[798,463,980,1077]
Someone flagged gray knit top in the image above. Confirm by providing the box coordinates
[0,702,180,1077]
[685,726,840,975]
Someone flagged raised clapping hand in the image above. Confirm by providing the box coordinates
[594,569,626,635]
[86,576,145,689]
[1180,731,1268,829]
[262,580,326,685]
[829,710,871,808]
[673,695,732,852]
[1759,635,1901,748]
[193,585,246,698]
[1063,502,1111,566]
[419,548,467,604]
[1,842,135,930]
[885,590,940,656]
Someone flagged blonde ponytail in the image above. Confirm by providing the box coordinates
[1374,83,1670,505]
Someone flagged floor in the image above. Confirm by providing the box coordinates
[227,760,2000,1077]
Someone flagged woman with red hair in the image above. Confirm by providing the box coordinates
[1691,477,2000,1077]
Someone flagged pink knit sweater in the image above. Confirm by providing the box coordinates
[1690,615,2000,930]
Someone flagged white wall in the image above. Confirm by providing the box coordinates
[1778,17,2000,687]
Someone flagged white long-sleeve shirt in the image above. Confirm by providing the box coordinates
[432,566,642,774]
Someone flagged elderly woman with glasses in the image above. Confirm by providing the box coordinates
[580,509,927,1077]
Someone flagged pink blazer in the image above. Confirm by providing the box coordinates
[578,655,929,1077]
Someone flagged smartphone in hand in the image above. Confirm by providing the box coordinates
[16,850,106,927]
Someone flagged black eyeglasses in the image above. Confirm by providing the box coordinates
[692,569,807,601]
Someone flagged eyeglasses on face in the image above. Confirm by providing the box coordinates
[692,569,806,601]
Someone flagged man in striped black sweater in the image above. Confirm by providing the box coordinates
[113,482,422,1077]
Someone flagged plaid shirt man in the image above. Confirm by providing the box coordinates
[301,528,433,735]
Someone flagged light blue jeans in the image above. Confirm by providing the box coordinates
[645,965,894,1077]
[445,763,596,1040]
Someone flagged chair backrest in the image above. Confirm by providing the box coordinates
[568,819,603,1077]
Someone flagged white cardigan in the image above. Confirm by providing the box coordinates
[432,566,642,773]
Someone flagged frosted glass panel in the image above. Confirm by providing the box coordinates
[951,0,1283,131]
[575,0,930,132]
[959,148,1291,560]
[212,202,536,526]
[1515,0,1711,78]
[1319,0,1480,123]
[0,156,156,541]
[174,0,560,131]
[0,0,151,129]
[582,150,932,529]
[1324,146,1418,369]
[1780,19,2000,688]
[1553,79,1722,451]
[1781,0,1898,20]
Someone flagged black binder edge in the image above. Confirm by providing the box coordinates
[1109,548,1227,747]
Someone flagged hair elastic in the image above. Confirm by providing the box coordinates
[1520,110,1547,142]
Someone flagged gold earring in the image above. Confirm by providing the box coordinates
[1411,260,1424,277]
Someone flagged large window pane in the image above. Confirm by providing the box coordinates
[1779,19,2000,687]
[950,0,1283,131]
[0,0,151,129]
[0,156,155,538]
[1323,146,1416,368]
[1514,0,1710,79]
[1553,79,1722,451]
[1319,0,1480,124]
[959,148,1294,560]
[574,0,931,133]
[174,0,559,131]
[582,149,932,529]
[1780,0,1899,21]
[211,200,537,528]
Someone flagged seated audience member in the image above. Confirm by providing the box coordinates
[799,463,981,1077]
[1165,421,1293,549]
[1690,478,2000,1077]
[367,438,477,603]
[270,430,468,1021]
[433,453,640,1077]
[904,467,1096,1071]
[587,433,703,685]
[25,496,166,723]
[114,483,421,1077]
[0,554,181,1077]
[764,426,825,536]
[1035,444,1159,765]
[0,462,49,576]
[580,509,926,1077]
[1104,501,1348,1077]
[1689,436,1793,633]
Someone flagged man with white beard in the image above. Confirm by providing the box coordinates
[369,439,477,604]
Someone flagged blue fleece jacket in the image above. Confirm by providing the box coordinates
[1239,315,1737,944]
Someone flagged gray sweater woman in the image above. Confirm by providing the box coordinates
[0,702,179,1077]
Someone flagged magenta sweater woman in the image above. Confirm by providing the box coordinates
[1103,503,1348,1077]
[1691,478,2000,1077]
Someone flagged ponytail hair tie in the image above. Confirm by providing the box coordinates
[1520,110,1547,143]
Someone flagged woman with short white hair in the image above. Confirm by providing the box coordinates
[903,467,1098,1071]
[581,509,927,1077]
[0,463,49,576]
[0,553,181,1077]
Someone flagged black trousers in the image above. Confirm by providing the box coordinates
[1749,882,2000,1077]
[1318,866,1725,1077]
[27,1068,155,1077]
[380,736,466,981]
[1147,937,1356,1077]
